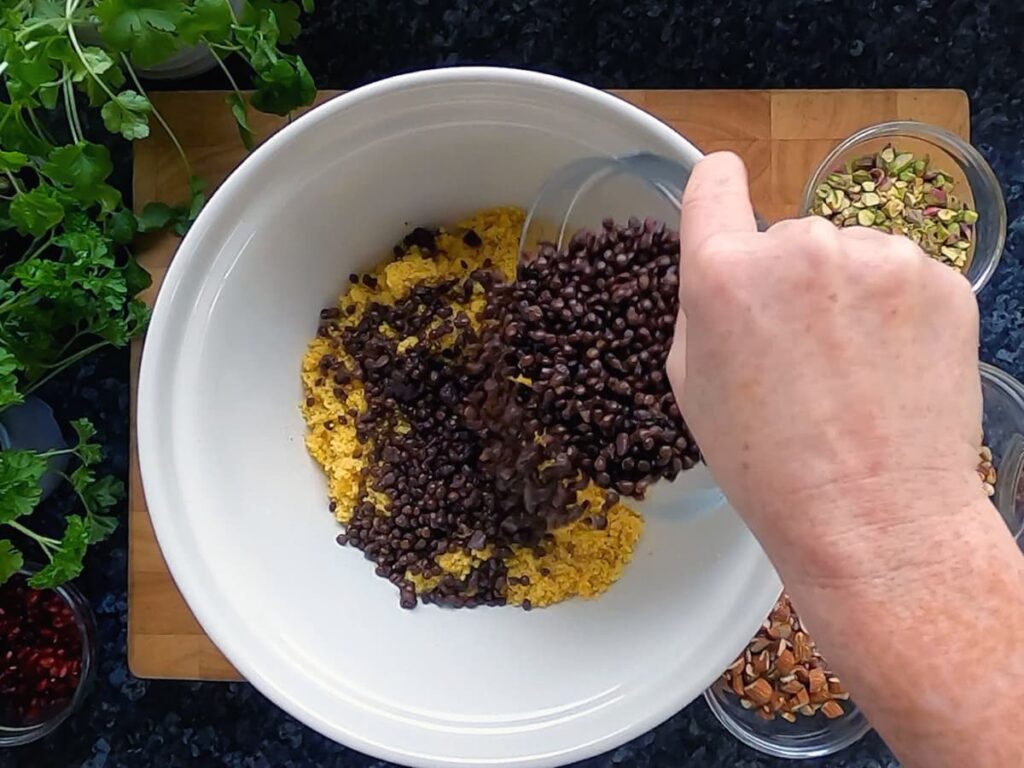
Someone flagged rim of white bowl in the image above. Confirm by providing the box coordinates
[138,66,778,767]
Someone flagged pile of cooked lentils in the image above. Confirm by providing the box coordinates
[301,207,699,609]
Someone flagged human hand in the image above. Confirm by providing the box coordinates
[668,152,984,568]
[667,152,1024,768]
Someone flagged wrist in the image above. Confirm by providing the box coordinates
[744,469,989,589]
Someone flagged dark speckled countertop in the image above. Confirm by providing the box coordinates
[3,2,1023,766]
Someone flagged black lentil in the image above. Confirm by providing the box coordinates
[466,216,700,503]
[316,218,699,610]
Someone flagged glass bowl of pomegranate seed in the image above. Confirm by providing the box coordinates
[0,568,96,746]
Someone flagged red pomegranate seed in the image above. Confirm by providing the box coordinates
[0,576,84,727]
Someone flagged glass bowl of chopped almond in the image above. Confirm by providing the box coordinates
[705,363,1024,759]
[703,594,871,758]
[981,363,1024,545]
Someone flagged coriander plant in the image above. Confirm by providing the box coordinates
[0,0,316,587]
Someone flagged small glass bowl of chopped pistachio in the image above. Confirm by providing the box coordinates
[802,121,1006,294]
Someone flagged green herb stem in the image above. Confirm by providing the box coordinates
[3,170,23,196]
[208,41,243,53]
[58,470,95,515]
[24,340,112,395]
[65,1,120,105]
[120,55,192,177]
[14,17,67,41]
[63,78,84,144]
[23,235,56,264]
[25,107,56,146]
[7,521,59,552]
[209,46,244,97]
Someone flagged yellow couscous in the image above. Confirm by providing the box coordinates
[301,207,645,608]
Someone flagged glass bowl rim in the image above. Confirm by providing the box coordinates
[703,681,872,759]
[0,567,97,746]
[800,119,1007,295]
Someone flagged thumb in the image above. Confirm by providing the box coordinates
[679,152,757,259]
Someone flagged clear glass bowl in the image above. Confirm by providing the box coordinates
[981,362,1024,545]
[520,153,693,258]
[520,151,767,270]
[703,362,1024,759]
[704,676,870,759]
[0,569,97,747]
[801,121,1007,294]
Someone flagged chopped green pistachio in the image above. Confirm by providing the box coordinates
[809,142,979,272]
[940,245,962,261]
[890,152,915,174]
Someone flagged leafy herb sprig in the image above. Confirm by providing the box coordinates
[0,419,121,587]
[0,0,316,587]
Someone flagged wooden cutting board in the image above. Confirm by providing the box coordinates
[128,88,968,680]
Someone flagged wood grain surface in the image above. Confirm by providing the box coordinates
[129,88,968,680]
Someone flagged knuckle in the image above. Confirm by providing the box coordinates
[699,231,742,263]
[770,217,842,258]
[801,216,845,251]
[682,232,743,306]
[931,259,978,313]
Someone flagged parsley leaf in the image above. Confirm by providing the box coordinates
[247,0,301,44]
[42,142,114,194]
[86,513,118,545]
[0,104,50,155]
[179,0,233,44]
[94,0,185,68]
[3,46,58,103]
[251,56,315,116]
[71,418,102,466]
[0,540,23,585]
[138,175,207,235]
[83,476,123,513]
[9,185,65,236]
[187,174,206,220]
[0,346,24,411]
[78,55,128,109]
[72,47,118,82]
[2,222,148,378]
[227,92,255,150]
[0,450,47,524]
[27,515,89,589]
[0,150,28,172]
[136,201,177,232]
[107,208,138,245]
[100,90,152,140]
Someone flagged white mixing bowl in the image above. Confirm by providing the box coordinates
[138,67,780,767]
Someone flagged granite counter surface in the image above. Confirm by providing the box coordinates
[3,1,1022,766]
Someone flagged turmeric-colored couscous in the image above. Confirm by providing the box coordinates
[302,207,644,609]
